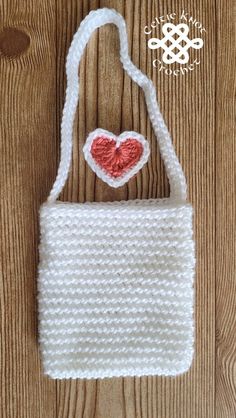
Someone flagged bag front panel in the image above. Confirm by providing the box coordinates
[38,200,195,379]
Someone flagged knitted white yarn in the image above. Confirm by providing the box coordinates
[47,7,187,203]
[38,8,195,379]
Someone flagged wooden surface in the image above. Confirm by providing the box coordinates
[0,0,235,417]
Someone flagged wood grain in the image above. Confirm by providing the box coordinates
[215,0,236,416]
[0,1,57,417]
[0,0,235,417]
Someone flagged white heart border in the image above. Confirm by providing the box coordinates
[83,128,150,188]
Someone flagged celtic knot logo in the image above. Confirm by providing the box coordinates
[148,23,203,64]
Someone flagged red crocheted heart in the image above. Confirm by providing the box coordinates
[91,136,144,178]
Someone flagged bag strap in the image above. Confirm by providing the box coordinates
[48,8,187,203]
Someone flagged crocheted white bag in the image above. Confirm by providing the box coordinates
[38,8,195,379]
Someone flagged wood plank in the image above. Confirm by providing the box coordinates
[215,0,236,416]
[0,1,57,417]
[55,1,216,417]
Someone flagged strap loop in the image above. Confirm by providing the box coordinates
[48,8,187,203]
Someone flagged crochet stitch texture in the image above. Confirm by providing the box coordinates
[83,129,150,187]
[38,8,195,379]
